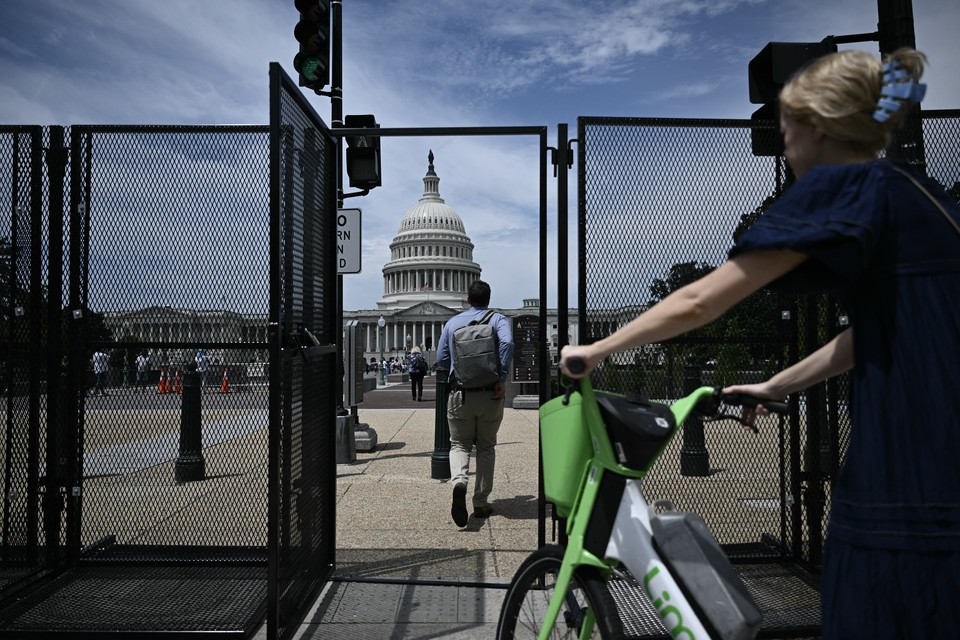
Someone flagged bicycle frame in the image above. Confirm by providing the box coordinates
[537,379,722,640]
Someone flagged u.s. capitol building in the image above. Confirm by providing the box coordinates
[103,152,577,372]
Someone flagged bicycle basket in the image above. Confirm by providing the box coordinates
[595,392,676,472]
[539,391,591,517]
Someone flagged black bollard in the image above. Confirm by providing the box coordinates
[175,364,205,482]
[431,366,452,479]
[680,357,710,477]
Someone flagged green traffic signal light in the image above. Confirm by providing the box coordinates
[294,51,325,82]
[293,0,330,90]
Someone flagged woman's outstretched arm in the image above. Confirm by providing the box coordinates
[560,249,807,377]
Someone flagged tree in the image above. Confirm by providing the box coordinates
[648,261,715,303]
[733,194,779,243]
[640,192,788,389]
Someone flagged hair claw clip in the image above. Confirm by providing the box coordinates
[873,60,927,123]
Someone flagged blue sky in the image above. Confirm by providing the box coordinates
[2,0,959,313]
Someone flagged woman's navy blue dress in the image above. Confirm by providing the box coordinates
[731,161,960,638]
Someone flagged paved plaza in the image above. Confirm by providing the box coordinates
[259,375,801,640]
[1,374,815,639]
[274,375,539,639]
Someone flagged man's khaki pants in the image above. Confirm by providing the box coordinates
[447,387,504,509]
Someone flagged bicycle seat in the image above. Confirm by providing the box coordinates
[595,391,677,470]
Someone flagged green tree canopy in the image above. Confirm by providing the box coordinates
[641,192,786,385]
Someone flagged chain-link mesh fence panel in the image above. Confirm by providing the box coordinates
[578,116,798,560]
[66,125,271,560]
[578,110,960,571]
[923,110,960,196]
[0,126,52,588]
[268,64,338,640]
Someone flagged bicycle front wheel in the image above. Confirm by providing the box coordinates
[497,544,624,640]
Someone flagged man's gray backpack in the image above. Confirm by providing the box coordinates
[453,310,501,388]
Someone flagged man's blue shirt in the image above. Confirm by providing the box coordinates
[436,306,514,383]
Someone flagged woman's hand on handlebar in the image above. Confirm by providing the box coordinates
[559,345,601,379]
[722,382,786,427]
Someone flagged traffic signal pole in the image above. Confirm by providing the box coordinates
[877,0,916,52]
[876,0,925,168]
[332,0,345,415]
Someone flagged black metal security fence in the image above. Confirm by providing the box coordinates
[0,126,58,594]
[919,109,960,191]
[578,114,804,551]
[576,111,960,637]
[0,65,338,639]
[0,121,280,638]
[575,116,825,638]
[266,63,338,640]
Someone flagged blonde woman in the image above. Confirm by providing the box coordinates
[561,49,959,638]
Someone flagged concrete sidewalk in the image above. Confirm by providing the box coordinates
[254,376,820,639]
[260,377,541,639]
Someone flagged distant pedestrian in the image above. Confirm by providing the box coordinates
[135,351,150,392]
[91,350,110,396]
[195,349,211,389]
[408,346,427,402]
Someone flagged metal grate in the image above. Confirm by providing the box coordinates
[0,126,59,584]
[608,562,820,639]
[0,565,265,635]
[1,84,342,636]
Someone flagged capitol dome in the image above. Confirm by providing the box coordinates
[377,150,481,311]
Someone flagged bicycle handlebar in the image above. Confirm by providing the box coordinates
[563,355,789,421]
[719,392,788,416]
[565,355,588,375]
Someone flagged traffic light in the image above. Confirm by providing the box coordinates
[748,40,836,156]
[344,114,382,190]
[750,103,783,157]
[293,0,330,92]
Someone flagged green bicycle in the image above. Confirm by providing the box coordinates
[497,357,788,639]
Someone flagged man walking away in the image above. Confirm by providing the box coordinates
[436,280,514,527]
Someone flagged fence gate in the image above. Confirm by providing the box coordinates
[0,67,339,639]
[574,116,822,638]
[266,63,338,640]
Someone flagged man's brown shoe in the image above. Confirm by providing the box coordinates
[472,505,494,518]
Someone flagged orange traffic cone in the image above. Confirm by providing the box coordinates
[157,368,169,394]
[219,367,229,394]
[172,368,182,394]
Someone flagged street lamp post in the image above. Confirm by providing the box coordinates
[377,315,386,386]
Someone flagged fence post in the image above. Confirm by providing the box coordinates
[175,364,205,482]
[680,357,710,477]
[431,366,451,479]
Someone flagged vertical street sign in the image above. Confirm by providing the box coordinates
[337,208,361,274]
